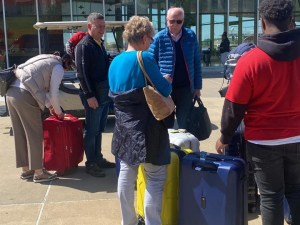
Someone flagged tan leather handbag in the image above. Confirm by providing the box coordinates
[137,51,175,121]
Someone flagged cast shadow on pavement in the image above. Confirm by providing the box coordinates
[248,195,261,222]
[39,166,118,193]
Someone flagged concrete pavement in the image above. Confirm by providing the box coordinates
[0,67,286,225]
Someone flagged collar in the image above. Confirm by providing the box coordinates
[169,29,182,42]
[94,39,103,46]
[87,33,104,45]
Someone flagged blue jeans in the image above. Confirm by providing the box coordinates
[80,92,109,167]
[164,86,194,129]
[246,141,300,225]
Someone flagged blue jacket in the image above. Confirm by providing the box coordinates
[148,27,202,92]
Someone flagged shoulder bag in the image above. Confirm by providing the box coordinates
[137,51,175,121]
[0,64,17,97]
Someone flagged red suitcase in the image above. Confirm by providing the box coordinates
[43,114,84,174]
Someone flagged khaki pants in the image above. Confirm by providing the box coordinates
[6,87,43,170]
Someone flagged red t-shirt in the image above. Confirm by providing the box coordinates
[226,47,300,141]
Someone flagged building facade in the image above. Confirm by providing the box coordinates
[0,0,299,68]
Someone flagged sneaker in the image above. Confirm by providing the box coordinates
[20,170,35,179]
[33,170,57,183]
[97,158,116,169]
[86,164,105,177]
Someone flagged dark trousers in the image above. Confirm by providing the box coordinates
[80,92,109,167]
[164,86,193,129]
[246,141,300,225]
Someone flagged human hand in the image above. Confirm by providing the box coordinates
[215,138,228,155]
[57,112,65,120]
[193,89,201,98]
[49,106,58,117]
[163,75,172,83]
[87,97,98,109]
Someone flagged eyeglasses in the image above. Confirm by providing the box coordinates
[147,36,154,44]
[168,19,183,24]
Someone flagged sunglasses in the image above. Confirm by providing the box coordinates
[168,19,183,24]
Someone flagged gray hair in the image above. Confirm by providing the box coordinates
[167,7,185,18]
[87,12,104,24]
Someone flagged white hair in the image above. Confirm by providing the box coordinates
[167,7,185,18]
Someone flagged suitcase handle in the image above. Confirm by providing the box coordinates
[193,161,218,172]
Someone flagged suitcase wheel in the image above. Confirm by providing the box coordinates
[56,170,65,176]
[248,204,257,213]
[137,215,145,225]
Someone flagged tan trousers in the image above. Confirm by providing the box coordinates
[6,87,43,170]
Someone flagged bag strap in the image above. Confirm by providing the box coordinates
[18,57,53,69]
[193,96,203,106]
[137,51,156,88]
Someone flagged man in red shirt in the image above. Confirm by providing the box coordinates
[65,31,87,60]
[216,0,300,224]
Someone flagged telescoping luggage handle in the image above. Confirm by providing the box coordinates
[193,152,237,172]
[194,152,218,172]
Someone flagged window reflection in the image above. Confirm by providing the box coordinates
[0,0,299,69]
[5,0,38,67]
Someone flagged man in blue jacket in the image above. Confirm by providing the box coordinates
[148,7,202,129]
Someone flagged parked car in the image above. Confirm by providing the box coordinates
[33,21,127,119]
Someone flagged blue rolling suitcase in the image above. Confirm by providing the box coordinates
[179,152,248,225]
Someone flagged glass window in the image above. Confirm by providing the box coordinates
[0,0,5,69]
[137,0,166,32]
[201,14,211,51]
[5,0,38,66]
[38,0,71,54]
[72,1,103,21]
[199,0,227,14]
[229,14,239,48]
[104,0,134,52]
[242,14,255,43]
[214,14,225,51]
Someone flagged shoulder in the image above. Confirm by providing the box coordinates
[142,51,155,61]
[52,64,64,77]
[77,35,90,47]
[154,28,168,39]
[183,27,196,37]
[53,64,64,71]
[238,47,268,65]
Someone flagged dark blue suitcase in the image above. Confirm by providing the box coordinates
[284,197,292,224]
[224,122,258,213]
[179,152,248,225]
[224,122,245,158]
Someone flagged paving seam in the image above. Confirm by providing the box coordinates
[41,198,125,204]
[0,197,128,207]
[205,79,223,85]
[0,202,42,207]
[36,181,52,225]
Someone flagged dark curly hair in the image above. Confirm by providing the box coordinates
[259,0,294,30]
[53,51,73,69]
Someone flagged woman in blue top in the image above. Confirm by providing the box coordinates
[109,16,172,225]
